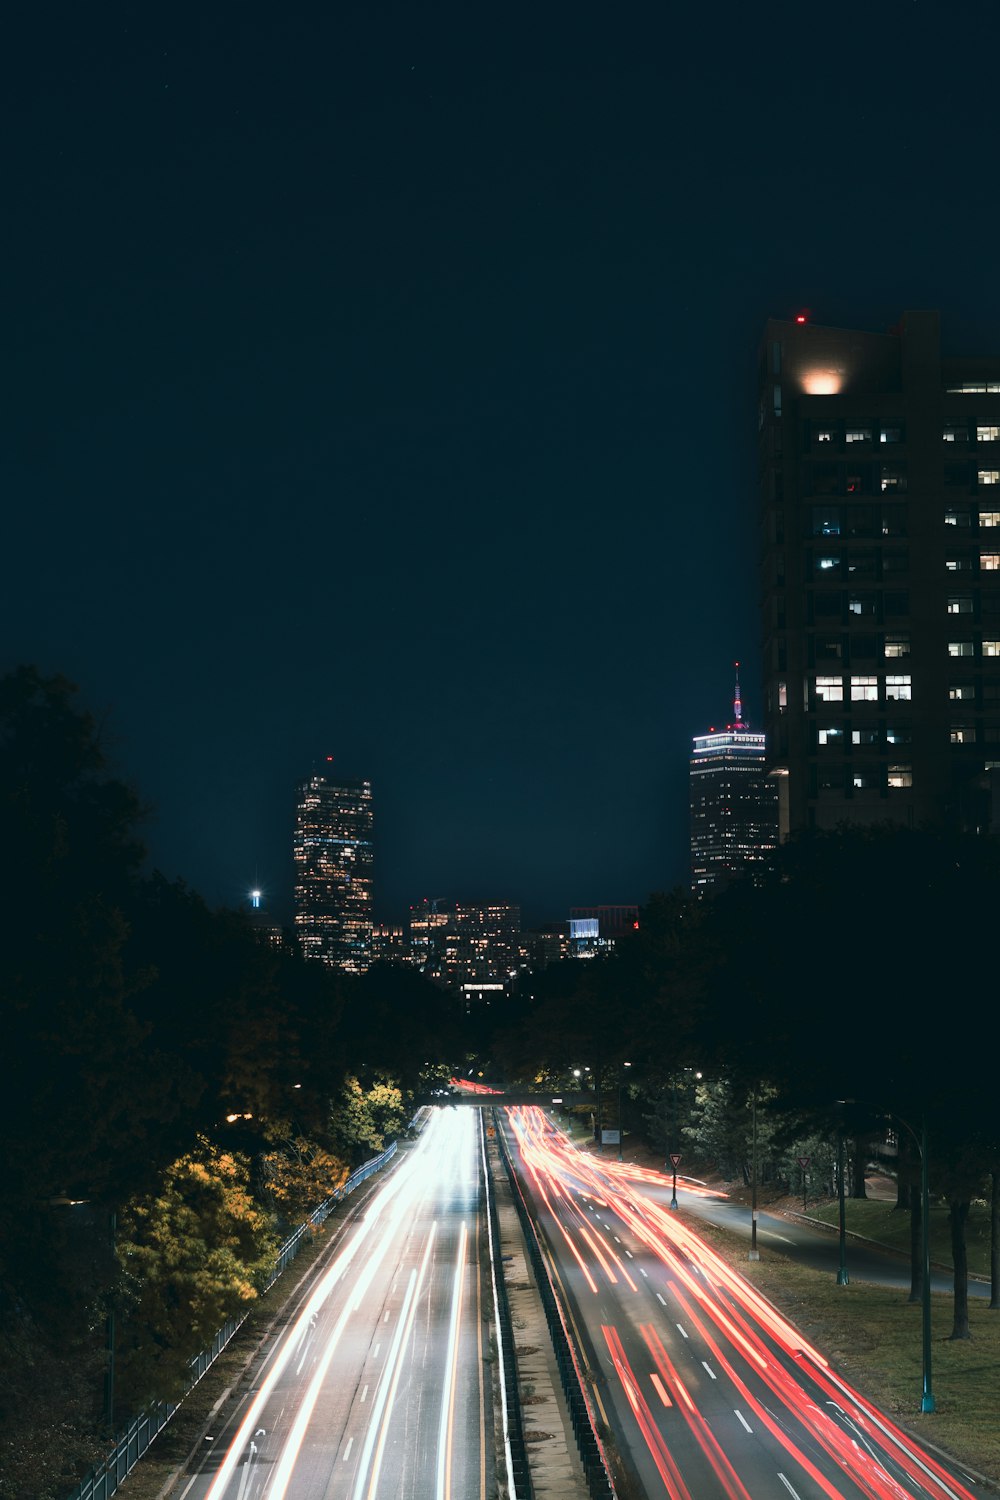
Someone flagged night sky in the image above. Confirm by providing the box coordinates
[7,3,1000,925]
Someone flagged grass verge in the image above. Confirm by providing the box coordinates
[686,1206,1000,1487]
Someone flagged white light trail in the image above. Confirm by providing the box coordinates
[354,1229,437,1500]
[436,1220,468,1500]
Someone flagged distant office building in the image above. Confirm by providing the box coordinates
[567,905,639,958]
[244,887,285,949]
[446,902,520,989]
[371,923,407,964]
[519,925,569,970]
[690,669,778,894]
[408,897,451,976]
[293,765,374,972]
[759,310,1000,838]
[409,898,521,995]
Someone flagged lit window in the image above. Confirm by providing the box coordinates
[947,596,974,614]
[846,428,871,444]
[778,680,787,709]
[812,506,841,536]
[979,471,1000,486]
[981,553,1000,571]
[949,684,975,700]
[815,676,843,702]
[978,426,1000,442]
[884,635,910,658]
[946,509,972,526]
[816,555,840,572]
[816,429,834,443]
[886,725,912,744]
[881,468,906,491]
[853,769,877,788]
[947,382,1000,394]
[818,727,843,745]
[851,675,878,701]
[885,675,913,699]
[943,426,968,442]
[880,426,902,443]
[946,557,973,570]
[888,765,912,787]
[984,640,1000,657]
[948,641,975,657]
[853,728,878,746]
[950,726,974,744]
[981,511,1000,528]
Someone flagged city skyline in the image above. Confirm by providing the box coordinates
[7,7,1000,926]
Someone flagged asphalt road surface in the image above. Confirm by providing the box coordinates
[504,1105,986,1500]
[177,1107,494,1500]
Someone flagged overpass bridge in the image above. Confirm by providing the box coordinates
[414,1090,593,1108]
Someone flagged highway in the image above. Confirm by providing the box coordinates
[178,1106,494,1500]
[505,1105,984,1500]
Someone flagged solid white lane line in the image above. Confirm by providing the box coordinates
[436,1220,469,1500]
[778,1475,803,1499]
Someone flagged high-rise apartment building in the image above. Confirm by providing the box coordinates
[759,311,1000,839]
[293,766,374,972]
[690,670,778,893]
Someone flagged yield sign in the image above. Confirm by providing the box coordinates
[670,1153,682,1167]
[797,1155,811,1169]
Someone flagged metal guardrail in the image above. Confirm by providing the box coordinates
[493,1111,614,1499]
[481,1120,534,1499]
[64,1142,398,1500]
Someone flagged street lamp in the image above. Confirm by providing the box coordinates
[836,1124,849,1286]
[749,1088,760,1261]
[893,1113,935,1413]
[617,1062,631,1163]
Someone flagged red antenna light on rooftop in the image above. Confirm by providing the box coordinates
[795,311,808,324]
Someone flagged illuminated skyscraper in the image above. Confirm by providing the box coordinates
[690,669,778,894]
[759,311,1000,838]
[293,766,374,972]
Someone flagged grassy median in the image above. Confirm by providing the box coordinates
[683,1204,1000,1488]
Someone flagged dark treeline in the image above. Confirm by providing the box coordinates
[0,667,464,1498]
[487,826,1000,1339]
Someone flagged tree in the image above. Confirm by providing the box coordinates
[116,1140,278,1406]
[328,1076,405,1164]
[259,1132,350,1225]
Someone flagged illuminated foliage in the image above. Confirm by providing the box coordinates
[116,1140,278,1405]
[328,1075,406,1162]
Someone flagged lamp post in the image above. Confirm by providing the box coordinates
[895,1113,935,1413]
[919,1117,935,1412]
[617,1062,631,1163]
[749,1088,760,1261]
[836,1125,849,1285]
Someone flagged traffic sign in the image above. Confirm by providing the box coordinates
[670,1153,682,1167]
